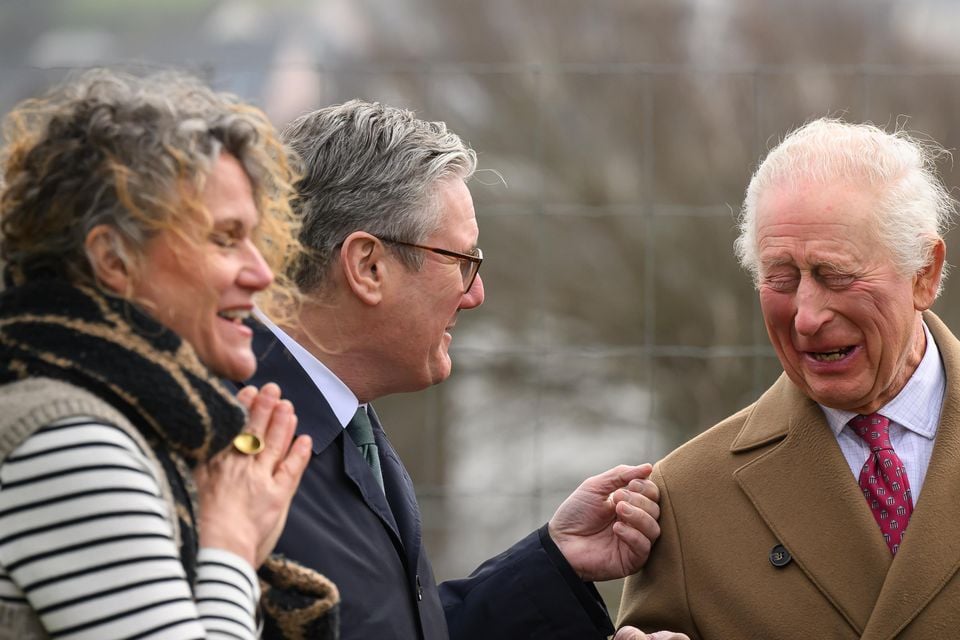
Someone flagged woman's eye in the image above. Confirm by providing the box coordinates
[209,232,238,248]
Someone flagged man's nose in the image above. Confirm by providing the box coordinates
[793,277,832,336]
[459,273,485,309]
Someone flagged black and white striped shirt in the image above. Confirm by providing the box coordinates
[0,417,259,639]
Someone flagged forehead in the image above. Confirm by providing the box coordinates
[430,178,478,242]
[756,179,886,266]
[202,153,257,224]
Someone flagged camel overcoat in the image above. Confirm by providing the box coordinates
[619,311,960,639]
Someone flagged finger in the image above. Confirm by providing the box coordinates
[612,520,654,569]
[236,385,258,410]
[616,498,661,540]
[272,433,312,494]
[587,464,654,495]
[627,477,660,503]
[258,399,297,467]
[259,382,281,400]
[244,383,281,437]
[613,488,661,521]
[613,505,659,547]
[647,633,691,640]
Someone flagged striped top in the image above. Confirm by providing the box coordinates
[0,417,260,639]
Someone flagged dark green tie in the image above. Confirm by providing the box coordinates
[346,407,385,493]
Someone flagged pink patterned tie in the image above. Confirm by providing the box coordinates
[850,413,913,555]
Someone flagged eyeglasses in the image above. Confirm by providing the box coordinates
[379,236,483,294]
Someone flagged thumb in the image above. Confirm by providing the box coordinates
[588,463,653,495]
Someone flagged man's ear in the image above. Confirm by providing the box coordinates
[913,237,946,311]
[85,225,131,295]
[339,231,386,306]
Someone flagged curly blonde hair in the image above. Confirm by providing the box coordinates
[1,68,301,314]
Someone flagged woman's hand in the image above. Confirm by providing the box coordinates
[195,383,312,567]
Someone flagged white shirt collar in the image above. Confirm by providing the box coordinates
[254,307,358,429]
[821,320,944,439]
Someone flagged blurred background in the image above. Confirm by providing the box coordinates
[4,0,960,622]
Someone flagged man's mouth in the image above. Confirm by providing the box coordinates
[809,346,854,362]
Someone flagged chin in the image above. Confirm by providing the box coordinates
[430,372,452,387]
[205,355,257,382]
[432,354,454,384]
[807,388,867,412]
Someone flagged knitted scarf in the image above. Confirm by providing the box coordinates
[0,278,339,639]
[0,277,243,584]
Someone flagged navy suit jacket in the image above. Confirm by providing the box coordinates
[244,326,614,640]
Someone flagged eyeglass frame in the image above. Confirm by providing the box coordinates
[378,236,483,294]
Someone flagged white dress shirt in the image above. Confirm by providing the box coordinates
[820,321,944,503]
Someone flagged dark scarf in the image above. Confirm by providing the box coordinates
[0,278,245,584]
[0,278,340,639]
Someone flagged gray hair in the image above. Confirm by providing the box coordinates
[282,99,477,293]
[735,117,955,296]
[1,67,300,295]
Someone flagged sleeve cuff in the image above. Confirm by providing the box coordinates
[198,547,261,604]
[538,523,614,634]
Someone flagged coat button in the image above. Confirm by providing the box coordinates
[769,544,792,568]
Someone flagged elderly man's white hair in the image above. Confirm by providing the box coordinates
[735,117,955,296]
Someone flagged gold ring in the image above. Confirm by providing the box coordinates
[232,432,264,455]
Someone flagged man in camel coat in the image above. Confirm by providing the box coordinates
[618,117,960,639]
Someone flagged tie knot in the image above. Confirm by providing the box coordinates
[851,413,892,451]
[346,407,375,446]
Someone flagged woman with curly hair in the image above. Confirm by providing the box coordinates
[0,69,338,639]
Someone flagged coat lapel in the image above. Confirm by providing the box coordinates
[369,407,422,573]
[340,414,401,543]
[860,312,960,640]
[733,375,891,635]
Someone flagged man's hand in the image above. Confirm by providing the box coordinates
[548,463,660,582]
[614,627,690,640]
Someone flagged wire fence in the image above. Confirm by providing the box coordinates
[6,8,960,615]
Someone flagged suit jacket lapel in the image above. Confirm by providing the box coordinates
[369,406,422,572]
[861,312,960,640]
[733,375,891,635]
[341,413,401,542]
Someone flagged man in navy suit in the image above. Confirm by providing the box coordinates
[247,100,662,640]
